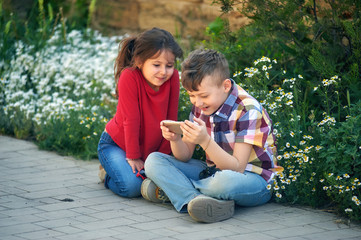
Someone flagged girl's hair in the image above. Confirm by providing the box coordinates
[181,49,229,91]
[114,27,183,95]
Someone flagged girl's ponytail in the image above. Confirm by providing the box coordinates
[114,37,136,97]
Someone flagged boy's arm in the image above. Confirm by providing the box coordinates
[170,137,196,162]
[160,122,195,162]
[201,136,251,172]
[183,117,251,172]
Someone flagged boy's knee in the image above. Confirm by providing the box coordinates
[211,170,240,192]
[144,152,163,174]
[144,152,159,168]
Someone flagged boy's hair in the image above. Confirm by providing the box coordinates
[114,27,183,96]
[181,49,230,91]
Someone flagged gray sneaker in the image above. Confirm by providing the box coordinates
[187,195,234,223]
[141,178,170,203]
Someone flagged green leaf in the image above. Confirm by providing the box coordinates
[208,17,225,35]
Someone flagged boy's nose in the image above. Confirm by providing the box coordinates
[195,98,203,107]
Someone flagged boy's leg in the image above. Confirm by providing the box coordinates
[187,195,235,223]
[141,178,170,203]
[97,131,143,198]
[144,152,206,212]
[192,170,272,206]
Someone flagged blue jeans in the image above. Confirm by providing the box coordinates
[97,131,143,198]
[144,152,272,212]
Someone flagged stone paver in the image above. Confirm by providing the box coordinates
[0,135,360,239]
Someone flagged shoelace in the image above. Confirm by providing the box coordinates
[156,188,169,202]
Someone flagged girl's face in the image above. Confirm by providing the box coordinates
[139,50,175,91]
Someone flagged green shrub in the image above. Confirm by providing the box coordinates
[316,101,361,218]
[209,0,361,112]
[230,56,361,221]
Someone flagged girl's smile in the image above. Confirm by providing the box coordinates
[140,50,175,91]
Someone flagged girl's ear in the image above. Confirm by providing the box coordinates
[134,57,142,69]
[223,79,232,93]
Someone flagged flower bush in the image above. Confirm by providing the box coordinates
[232,56,361,221]
[1,26,122,159]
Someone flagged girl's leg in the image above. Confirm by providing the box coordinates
[97,132,143,198]
[144,152,207,212]
[192,170,272,207]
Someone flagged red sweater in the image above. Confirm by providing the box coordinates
[106,68,179,161]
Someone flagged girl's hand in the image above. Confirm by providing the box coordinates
[126,158,144,173]
[181,117,209,146]
[160,122,182,142]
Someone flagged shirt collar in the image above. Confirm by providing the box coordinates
[213,79,238,119]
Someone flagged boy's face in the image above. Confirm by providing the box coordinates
[187,75,232,116]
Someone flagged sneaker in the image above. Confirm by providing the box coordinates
[187,195,235,223]
[141,178,170,203]
[98,165,106,183]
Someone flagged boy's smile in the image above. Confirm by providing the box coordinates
[187,76,232,115]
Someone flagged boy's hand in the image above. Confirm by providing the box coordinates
[160,122,182,142]
[181,117,209,146]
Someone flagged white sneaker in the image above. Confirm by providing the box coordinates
[188,195,234,223]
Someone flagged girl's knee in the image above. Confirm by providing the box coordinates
[109,175,141,198]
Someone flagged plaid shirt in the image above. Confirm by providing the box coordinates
[190,80,282,182]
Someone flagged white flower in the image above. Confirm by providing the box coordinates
[345,208,353,213]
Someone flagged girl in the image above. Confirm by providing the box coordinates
[97,28,183,198]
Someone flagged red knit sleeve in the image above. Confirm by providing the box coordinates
[157,70,180,154]
[167,70,180,121]
[118,69,142,159]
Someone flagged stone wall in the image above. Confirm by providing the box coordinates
[92,0,250,38]
[4,0,249,38]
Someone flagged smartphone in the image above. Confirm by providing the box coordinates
[161,120,183,135]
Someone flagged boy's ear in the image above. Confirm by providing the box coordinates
[223,79,232,92]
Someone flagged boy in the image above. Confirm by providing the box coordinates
[141,49,282,223]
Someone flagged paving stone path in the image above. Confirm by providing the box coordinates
[1,135,360,240]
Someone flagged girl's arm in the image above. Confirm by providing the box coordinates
[158,70,180,154]
[118,70,145,172]
[167,70,180,120]
[118,70,142,160]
